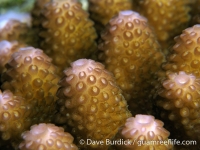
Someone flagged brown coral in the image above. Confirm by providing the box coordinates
[0,90,28,142]
[114,114,173,150]
[0,19,37,47]
[162,25,200,77]
[156,71,200,142]
[88,0,134,33]
[98,10,165,114]
[154,71,200,150]
[39,0,97,76]
[56,59,131,149]
[19,123,78,150]
[138,0,191,51]
[1,47,60,145]
[153,23,200,149]
[0,40,25,74]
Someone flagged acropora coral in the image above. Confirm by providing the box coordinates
[156,71,200,142]
[153,24,200,150]
[0,13,37,47]
[137,0,191,51]
[0,90,27,144]
[31,0,89,37]
[56,59,131,149]
[114,114,173,150]
[88,0,134,33]
[162,24,200,76]
[98,10,165,115]
[0,40,25,74]
[19,123,78,150]
[39,0,97,76]
[1,0,200,149]
[1,47,60,146]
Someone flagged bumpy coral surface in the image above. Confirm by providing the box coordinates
[0,90,27,141]
[19,123,78,150]
[56,59,131,149]
[32,0,90,28]
[162,25,200,77]
[39,0,97,76]
[1,47,60,144]
[156,71,200,142]
[0,18,37,47]
[0,40,25,74]
[114,114,172,150]
[98,10,165,114]
[138,0,191,50]
[88,0,134,33]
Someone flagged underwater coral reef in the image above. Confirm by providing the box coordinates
[1,0,200,150]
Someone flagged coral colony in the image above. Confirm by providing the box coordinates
[0,0,200,149]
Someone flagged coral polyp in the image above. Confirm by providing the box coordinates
[162,25,200,76]
[98,10,165,114]
[0,40,25,74]
[138,0,191,50]
[1,47,60,146]
[2,0,200,149]
[56,59,131,149]
[0,18,37,47]
[156,71,200,143]
[39,0,97,76]
[114,114,173,150]
[88,0,134,33]
[0,90,27,141]
[19,123,78,150]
